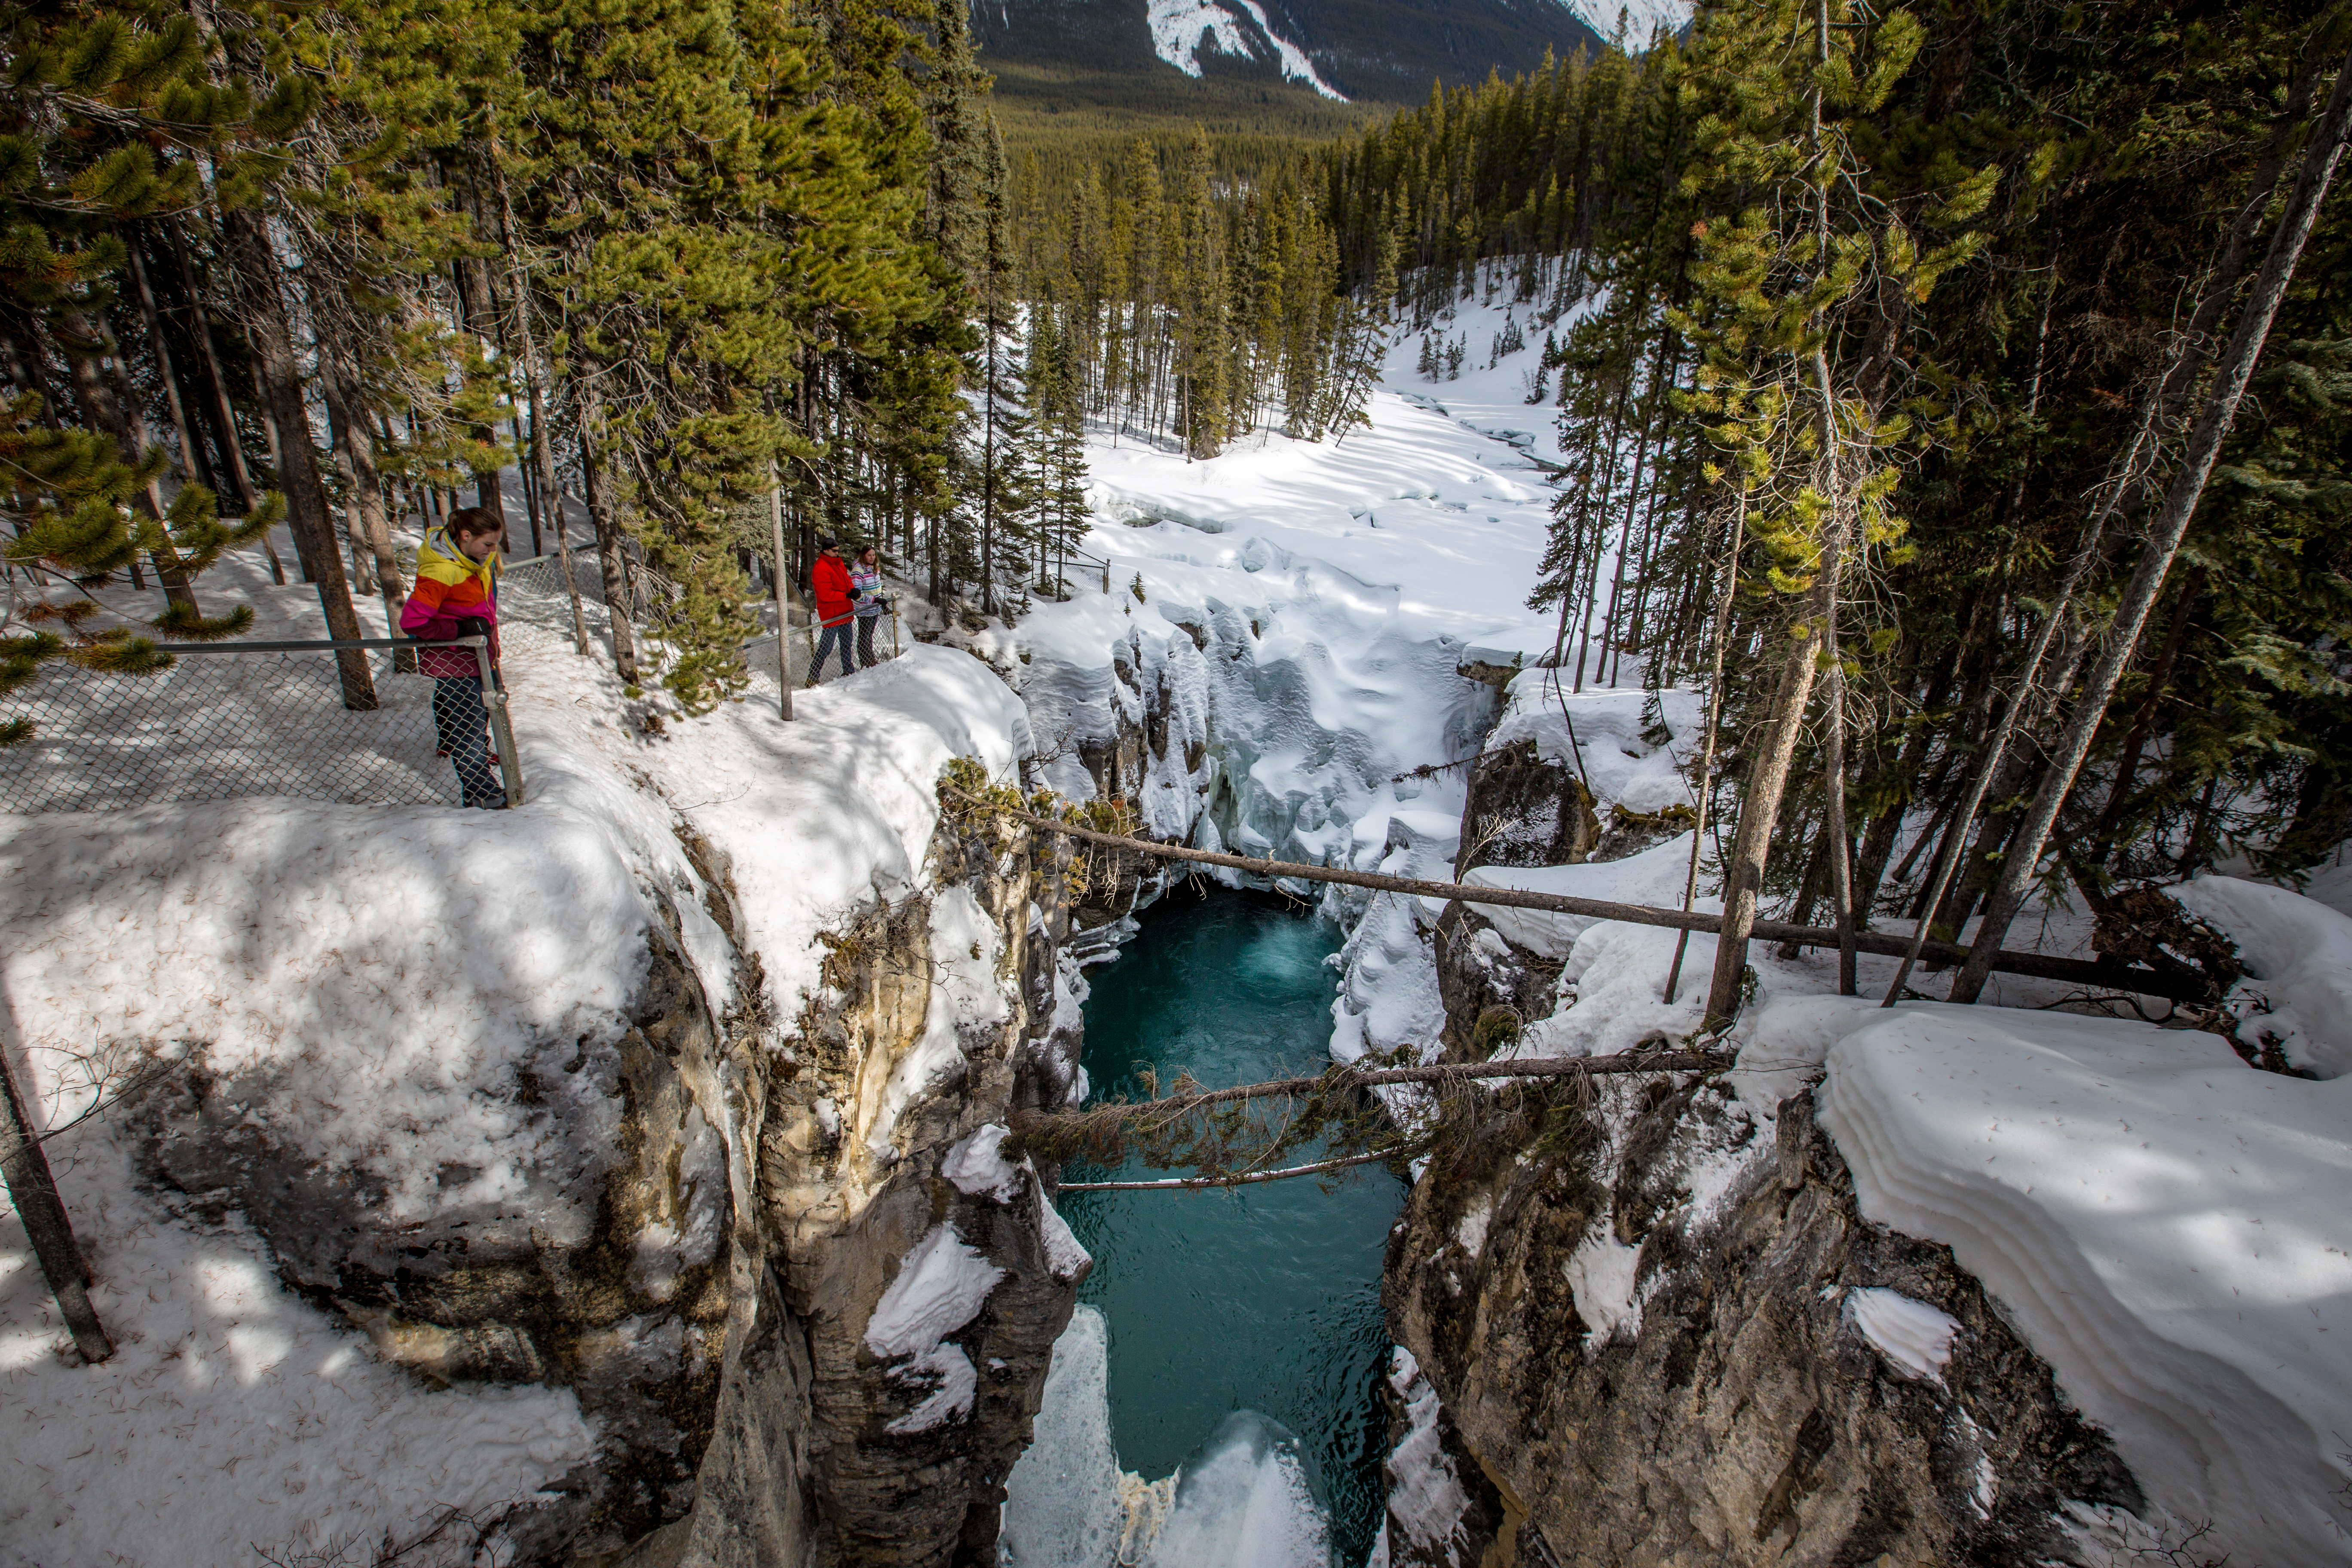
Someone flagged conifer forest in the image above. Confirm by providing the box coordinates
[5,0,2349,956]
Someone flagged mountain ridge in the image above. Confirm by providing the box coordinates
[972,0,1611,108]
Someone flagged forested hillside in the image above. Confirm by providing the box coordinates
[1004,0,2352,966]
[4,0,2345,928]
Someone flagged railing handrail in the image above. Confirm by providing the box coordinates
[146,636,487,655]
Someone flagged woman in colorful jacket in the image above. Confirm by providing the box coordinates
[809,536,856,684]
[399,507,506,808]
[850,542,889,669]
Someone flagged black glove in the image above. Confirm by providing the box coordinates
[455,616,491,640]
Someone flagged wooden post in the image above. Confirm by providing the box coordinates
[769,465,793,720]
[0,1049,112,1363]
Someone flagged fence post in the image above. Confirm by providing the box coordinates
[0,1048,112,1364]
[768,466,794,722]
[473,638,524,808]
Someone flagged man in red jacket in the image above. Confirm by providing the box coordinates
[810,536,856,685]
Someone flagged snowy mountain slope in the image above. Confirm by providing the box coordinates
[1147,0,1344,96]
[973,0,1604,104]
[1565,0,1691,48]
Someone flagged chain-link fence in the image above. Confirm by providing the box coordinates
[2,542,919,817]
[0,636,518,815]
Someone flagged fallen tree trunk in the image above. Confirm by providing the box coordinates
[1021,1050,1722,1189]
[1056,1146,1428,1192]
[1007,812,2211,1002]
[1012,1047,1723,1139]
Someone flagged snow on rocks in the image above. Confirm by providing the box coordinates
[865,882,1013,1164]
[864,1220,1006,1434]
[1378,1348,1474,1563]
[1036,1187,1093,1283]
[2170,874,2352,1078]
[1564,1227,1648,1350]
[1844,1287,1960,1384]
[607,644,1034,1022]
[0,1128,597,1568]
[944,1122,1023,1201]
[1483,670,1703,818]
[1815,1003,2352,1565]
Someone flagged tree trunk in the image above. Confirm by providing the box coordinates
[223,210,377,709]
[122,231,213,512]
[320,366,407,656]
[487,142,588,658]
[164,221,286,586]
[0,1052,112,1364]
[450,219,509,530]
[571,360,640,683]
[57,306,200,612]
[1663,490,1746,1005]
[1950,47,2352,1003]
[1703,608,1827,1025]
[2084,566,2205,867]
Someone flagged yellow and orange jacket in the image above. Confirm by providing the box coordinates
[399,525,500,678]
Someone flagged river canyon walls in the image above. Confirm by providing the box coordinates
[1371,744,2150,1568]
[113,796,1090,1568]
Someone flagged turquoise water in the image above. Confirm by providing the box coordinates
[1062,888,1405,1566]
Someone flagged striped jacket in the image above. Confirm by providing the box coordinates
[399,526,500,678]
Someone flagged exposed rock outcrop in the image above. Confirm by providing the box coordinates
[138,889,747,1555]
[132,800,1095,1568]
[1457,737,1599,873]
[1380,1030,2145,1567]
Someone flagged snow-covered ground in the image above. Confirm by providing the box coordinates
[989,291,2352,1565]
[2,540,1031,1565]
[8,263,2349,1566]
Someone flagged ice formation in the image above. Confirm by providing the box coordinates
[1001,1309,1336,1568]
[1379,1348,1473,1562]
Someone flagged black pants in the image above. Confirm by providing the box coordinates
[856,615,881,668]
[433,676,503,808]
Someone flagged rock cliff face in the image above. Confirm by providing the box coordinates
[707,810,1089,1568]
[1380,846,2145,1568]
[134,805,1090,1568]
[138,867,749,1558]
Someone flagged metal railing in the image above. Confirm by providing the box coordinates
[0,635,519,816]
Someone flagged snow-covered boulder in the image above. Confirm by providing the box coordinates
[2171,874,2352,1077]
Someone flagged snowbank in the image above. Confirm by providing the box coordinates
[609,645,1032,1017]
[1816,1004,2352,1565]
[2,548,1040,1564]
[0,763,682,1223]
[2171,874,2352,1078]
[0,1129,595,1568]
[1484,670,1702,817]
